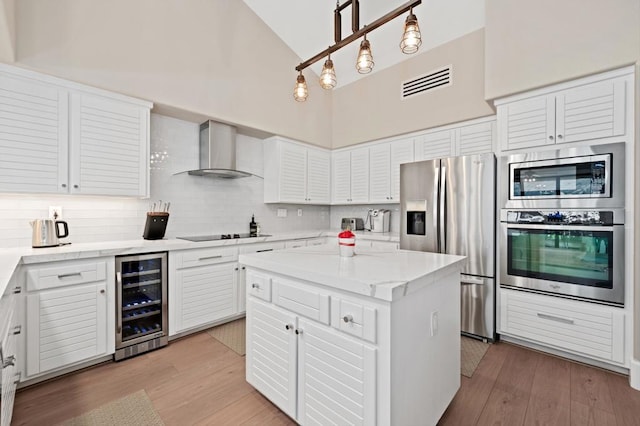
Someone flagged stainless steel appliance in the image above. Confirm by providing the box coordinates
[115,252,168,360]
[369,209,390,233]
[30,219,69,248]
[341,218,365,231]
[500,142,624,209]
[500,209,624,305]
[400,153,496,341]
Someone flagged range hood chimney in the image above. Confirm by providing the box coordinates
[187,121,252,179]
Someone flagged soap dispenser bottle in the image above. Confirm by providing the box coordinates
[250,215,258,237]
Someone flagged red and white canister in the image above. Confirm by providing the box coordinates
[338,230,356,257]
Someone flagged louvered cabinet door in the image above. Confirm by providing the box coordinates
[26,282,108,377]
[369,144,391,203]
[390,139,414,201]
[349,148,370,204]
[457,120,495,156]
[555,79,626,144]
[332,151,352,203]
[297,319,376,426]
[306,148,331,204]
[414,129,454,161]
[0,73,69,194]
[246,297,298,420]
[498,96,556,151]
[69,93,148,196]
[278,143,307,202]
[174,263,238,332]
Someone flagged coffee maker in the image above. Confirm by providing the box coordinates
[369,209,390,233]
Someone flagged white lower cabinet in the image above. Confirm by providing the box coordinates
[246,297,376,425]
[1,274,21,426]
[24,258,114,378]
[169,247,239,335]
[499,288,625,364]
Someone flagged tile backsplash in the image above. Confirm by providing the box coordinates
[329,204,401,233]
[0,114,329,248]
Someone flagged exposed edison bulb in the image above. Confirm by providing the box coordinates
[319,57,337,90]
[293,72,308,102]
[400,11,422,54]
[356,37,374,74]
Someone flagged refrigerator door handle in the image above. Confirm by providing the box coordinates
[434,165,441,252]
[439,165,447,253]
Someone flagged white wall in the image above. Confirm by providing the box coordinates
[0,0,15,62]
[0,114,330,248]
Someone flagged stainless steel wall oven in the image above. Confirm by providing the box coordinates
[499,142,626,306]
[115,252,168,360]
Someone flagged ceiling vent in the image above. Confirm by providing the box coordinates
[401,65,452,99]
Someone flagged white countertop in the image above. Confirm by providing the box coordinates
[239,244,465,301]
[0,230,399,297]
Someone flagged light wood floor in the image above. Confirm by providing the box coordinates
[12,330,640,425]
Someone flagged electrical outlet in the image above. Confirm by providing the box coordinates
[430,311,439,337]
[297,208,303,217]
[277,208,287,218]
[49,206,62,220]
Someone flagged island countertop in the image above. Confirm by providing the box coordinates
[239,243,466,301]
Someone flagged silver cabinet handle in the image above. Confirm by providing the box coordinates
[343,315,353,323]
[251,283,260,289]
[295,328,303,335]
[198,255,223,260]
[13,286,21,294]
[2,355,15,368]
[58,272,82,279]
[256,249,273,253]
[13,325,21,335]
[537,312,574,325]
[285,324,293,330]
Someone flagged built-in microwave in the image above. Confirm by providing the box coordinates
[499,142,625,209]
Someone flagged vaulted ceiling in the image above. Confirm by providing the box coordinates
[243,0,485,88]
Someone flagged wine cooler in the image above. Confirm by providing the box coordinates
[115,252,168,360]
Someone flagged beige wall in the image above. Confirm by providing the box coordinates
[13,0,332,147]
[485,0,640,100]
[331,29,494,148]
[0,0,15,62]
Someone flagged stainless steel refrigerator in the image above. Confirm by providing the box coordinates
[400,153,496,341]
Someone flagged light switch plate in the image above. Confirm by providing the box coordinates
[297,209,303,217]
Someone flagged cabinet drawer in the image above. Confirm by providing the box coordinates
[27,260,107,291]
[284,240,306,249]
[331,298,377,343]
[500,289,624,363]
[273,279,330,324]
[173,247,237,269]
[246,270,272,302]
[239,242,286,255]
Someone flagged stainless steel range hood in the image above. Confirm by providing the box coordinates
[187,121,252,179]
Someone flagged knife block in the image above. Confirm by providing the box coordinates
[143,212,169,240]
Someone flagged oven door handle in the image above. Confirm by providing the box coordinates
[504,223,618,232]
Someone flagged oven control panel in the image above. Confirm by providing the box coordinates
[504,210,615,226]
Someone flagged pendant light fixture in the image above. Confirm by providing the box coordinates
[356,33,374,74]
[293,71,308,102]
[293,0,422,101]
[400,7,422,54]
[319,54,337,89]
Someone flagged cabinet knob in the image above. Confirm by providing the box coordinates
[13,286,21,294]
[100,289,105,294]
[295,328,303,335]
[2,355,15,368]
[73,184,79,189]
[242,266,246,270]
[251,283,260,289]
[343,315,354,323]
[557,134,563,139]
[235,267,239,271]
[285,324,293,330]
[61,183,67,188]
[13,325,22,335]
[548,135,554,141]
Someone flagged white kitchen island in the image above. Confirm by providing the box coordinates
[239,244,466,426]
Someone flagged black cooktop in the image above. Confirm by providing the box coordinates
[176,233,271,242]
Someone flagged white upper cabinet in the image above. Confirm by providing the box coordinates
[497,67,631,152]
[0,64,152,197]
[264,136,331,204]
[369,139,414,203]
[414,118,495,161]
[414,129,455,161]
[332,147,369,204]
[0,73,69,194]
[70,93,149,196]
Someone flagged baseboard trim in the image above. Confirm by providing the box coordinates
[630,358,640,390]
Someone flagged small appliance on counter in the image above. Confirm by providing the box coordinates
[341,217,364,231]
[30,219,69,248]
[369,209,390,233]
[143,201,170,240]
